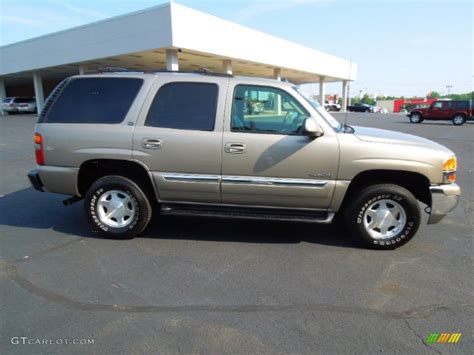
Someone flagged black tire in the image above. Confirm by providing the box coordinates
[84,175,152,239]
[344,184,421,249]
[409,113,423,123]
[452,114,466,126]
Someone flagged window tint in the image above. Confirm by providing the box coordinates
[14,98,33,103]
[45,78,143,124]
[145,82,218,131]
[231,85,309,134]
[455,101,469,109]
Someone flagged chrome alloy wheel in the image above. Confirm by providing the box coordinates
[363,199,407,240]
[453,116,464,125]
[97,190,136,228]
[410,114,421,123]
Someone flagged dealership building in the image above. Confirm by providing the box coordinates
[0,2,357,112]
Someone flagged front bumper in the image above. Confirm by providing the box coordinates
[428,183,460,224]
[27,169,45,192]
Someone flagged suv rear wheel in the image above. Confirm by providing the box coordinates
[409,113,423,123]
[344,184,421,249]
[84,175,152,239]
[452,114,466,126]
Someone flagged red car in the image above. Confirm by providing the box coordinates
[408,100,473,125]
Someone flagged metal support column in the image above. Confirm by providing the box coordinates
[166,49,179,71]
[33,71,45,113]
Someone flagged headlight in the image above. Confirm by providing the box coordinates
[443,156,457,183]
[443,157,457,172]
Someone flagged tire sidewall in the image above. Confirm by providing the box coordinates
[348,185,421,249]
[85,177,151,239]
[410,113,422,123]
[452,115,465,125]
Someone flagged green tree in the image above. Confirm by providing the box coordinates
[361,94,375,105]
[428,91,441,98]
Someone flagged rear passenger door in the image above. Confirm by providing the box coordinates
[132,76,228,203]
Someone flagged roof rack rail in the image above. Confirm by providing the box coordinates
[96,67,233,77]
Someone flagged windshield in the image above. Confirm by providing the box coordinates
[293,86,342,131]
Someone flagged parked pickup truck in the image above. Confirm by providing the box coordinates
[408,100,473,125]
[347,103,375,113]
[28,72,460,249]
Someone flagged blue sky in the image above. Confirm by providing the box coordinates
[1,0,472,97]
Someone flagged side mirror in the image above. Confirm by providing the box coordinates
[304,117,324,138]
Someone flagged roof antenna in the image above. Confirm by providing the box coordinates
[343,58,352,131]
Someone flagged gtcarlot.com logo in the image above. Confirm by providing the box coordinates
[11,337,94,345]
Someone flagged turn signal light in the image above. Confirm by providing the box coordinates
[447,173,456,183]
[34,133,44,165]
[443,157,457,172]
[34,133,42,144]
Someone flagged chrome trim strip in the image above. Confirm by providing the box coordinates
[161,173,329,188]
[162,173,220,183]
[222,175,327,188]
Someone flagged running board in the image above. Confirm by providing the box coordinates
[160,203,335,224]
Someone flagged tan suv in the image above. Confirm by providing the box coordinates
[28,72,460,249]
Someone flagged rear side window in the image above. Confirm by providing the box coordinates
[14,98,32,103]
[45,78,143,124]
[145,82,218,131]
[455,101,469,109]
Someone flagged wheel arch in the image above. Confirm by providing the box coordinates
[451,112,466,119]
[77,159,158,201]
[339,169,431,210]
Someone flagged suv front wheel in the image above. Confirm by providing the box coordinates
[345,184,421,249]
[84,175,152,239]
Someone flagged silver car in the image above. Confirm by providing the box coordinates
[17,98,37,114]
[2,97,37,114]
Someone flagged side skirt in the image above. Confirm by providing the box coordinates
[160,203,335,224]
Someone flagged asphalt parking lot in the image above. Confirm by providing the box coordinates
[1,113,472,354]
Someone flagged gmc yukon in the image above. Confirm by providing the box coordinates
[28,72,460,249]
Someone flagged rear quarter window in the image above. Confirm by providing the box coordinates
[44,77,143,124]
[455,101,469,109]
[14,98,32,103]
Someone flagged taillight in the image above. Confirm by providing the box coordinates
[34,133,44,165]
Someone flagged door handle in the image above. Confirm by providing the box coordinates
[142,138,162,149]
[225,142,246,154]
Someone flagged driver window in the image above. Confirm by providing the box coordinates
[231,85,309,134]
[433,102,443,108]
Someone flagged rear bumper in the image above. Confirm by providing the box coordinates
[27,169,45,192]
[428,183,460,224]
[17,107,36,113]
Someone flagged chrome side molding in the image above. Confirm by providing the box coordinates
[222,176,327,188]
[161,172,329,188]
[162,173,220,183]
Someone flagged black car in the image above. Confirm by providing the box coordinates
[347,103,375,113]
